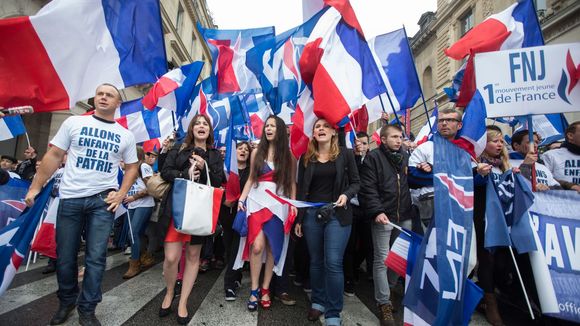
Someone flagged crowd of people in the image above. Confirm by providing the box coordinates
[2,84,579,326]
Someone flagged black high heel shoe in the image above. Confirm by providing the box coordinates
[176,313,190,325]
[158,295,174,318]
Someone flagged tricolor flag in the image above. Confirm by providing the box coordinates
[199,23,275,99]
[454,90,488,159]
[30,197,59,259]
[142,62,204,115]
[224,96,252,203]
[178,78,213,138]
[0,0,167,112]
[298,0,386,127]
[367,28,422,117]
[445,0,544,107]
[239,94,273,139]
[385,229,483,326]
[0,180,54,297]
[415,104,438,146]
[290,88,317,158]
[247,8,329,123]
[115,99,175,144]
[0,116,26,142]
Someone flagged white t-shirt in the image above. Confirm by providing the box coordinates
[50,115,137,199]
[409,141,434,200]
[127,163,155,209]
[542,148,580,184]
[509,159,559,187]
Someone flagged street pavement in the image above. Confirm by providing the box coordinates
[0,250,534,326]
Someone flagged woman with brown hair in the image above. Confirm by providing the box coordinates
[236,115,297,312]
[158,114,226,324]
[294,118,360,326]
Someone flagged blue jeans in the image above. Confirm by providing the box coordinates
[128,207,153,260]
[56,191,115,314]
[303,208,351,325]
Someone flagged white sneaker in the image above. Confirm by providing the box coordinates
[124,247,131,255]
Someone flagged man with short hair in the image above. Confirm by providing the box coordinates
[509,129,559,191]
[1,155,20,179]
[16,146,38,181]
[542,121,580,193]
[408,108,463,228]
[359,124,412,326]
[25,84,139,326]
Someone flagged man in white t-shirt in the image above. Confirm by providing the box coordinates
[25,84,139,326]
[542,121,580,193]
[509,129,560,191]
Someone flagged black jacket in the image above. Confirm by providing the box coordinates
[159,144,226,231]
[16,157,37,181]
[297,147,360,226]
[359,145,412,223]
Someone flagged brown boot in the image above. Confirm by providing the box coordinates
[378,303,395,326]
[123,259,141,279]
[484,293,504,326]
[140,251,155,268]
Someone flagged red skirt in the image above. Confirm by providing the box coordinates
[165,219,191,243]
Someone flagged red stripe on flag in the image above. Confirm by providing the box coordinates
[312,64,351,127]
[290,110,310,159]
[225,173,241,203]
[283,40,299,80]
[211,188,224,233]
[250,114,264,138]
[385,252,407,278]
[208,39,241,94]
[0,17,69,112]
[324,0,365,37]
[142,77,180,109]
[243,208,274,260]
[444,18,510,60]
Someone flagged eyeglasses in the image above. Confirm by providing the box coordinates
[437,118,460,124]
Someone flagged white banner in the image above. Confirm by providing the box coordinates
[475,43,580,118]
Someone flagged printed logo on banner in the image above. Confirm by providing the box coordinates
[475,43,580,117]
[557,50,580,104]
[531,212,580,323]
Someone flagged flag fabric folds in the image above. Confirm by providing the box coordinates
[404,134,475,325]
[0,178,29,228]
[199,23,275,99]
[30,197,59,258]
[115,99,175,144]
[0,0,167,112]
[298,0,386,127]
[484,176,511,249]
[445,0,543,107]
[455,90,488,159]
[367,28,422,115]
[0,180,54,297]
[142,62,204,116]
[386,229,483,326]
[0,115,26,141]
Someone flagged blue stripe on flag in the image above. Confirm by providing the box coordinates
[142,108,162,139]
[0,115,26,141]
[101,0,167,86]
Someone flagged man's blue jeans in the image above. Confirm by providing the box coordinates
[303,208,351,326]
[56,191,115,314]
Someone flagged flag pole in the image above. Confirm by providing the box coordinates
[509,246,535,320]
[402,26,432,132]
[526,115,537,192]
[126,209,135,247]
[388,221,411,237]
[24,132,31,149]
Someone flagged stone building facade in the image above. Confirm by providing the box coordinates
[407,0,580,136]
[0,0,215,160]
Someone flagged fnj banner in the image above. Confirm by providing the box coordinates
[474,43,580,117]
[528,190,580,324]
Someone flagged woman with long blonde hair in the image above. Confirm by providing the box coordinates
[294,118,360,326]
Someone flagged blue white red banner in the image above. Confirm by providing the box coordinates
[0,178,29,228]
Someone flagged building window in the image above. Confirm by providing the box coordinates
[176,4,184,33]
[460,10,474,36]
[422,66,434,100]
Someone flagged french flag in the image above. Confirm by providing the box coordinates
[414,104,438,146]
[367,28,422,116]
[455,90,488,159]
[290,88,317,158]
[199,23,275,99]
[178,78,213,138]
[445,0,543,107]
[233,170,296,276]
[299,0,386,127]
[0,0,167,113]
[0,180,54,297]
[0,116,26,142]
[142,62,204,114]
[30,197,59,259]
[115,99,175,144]
[240,94,273,139]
